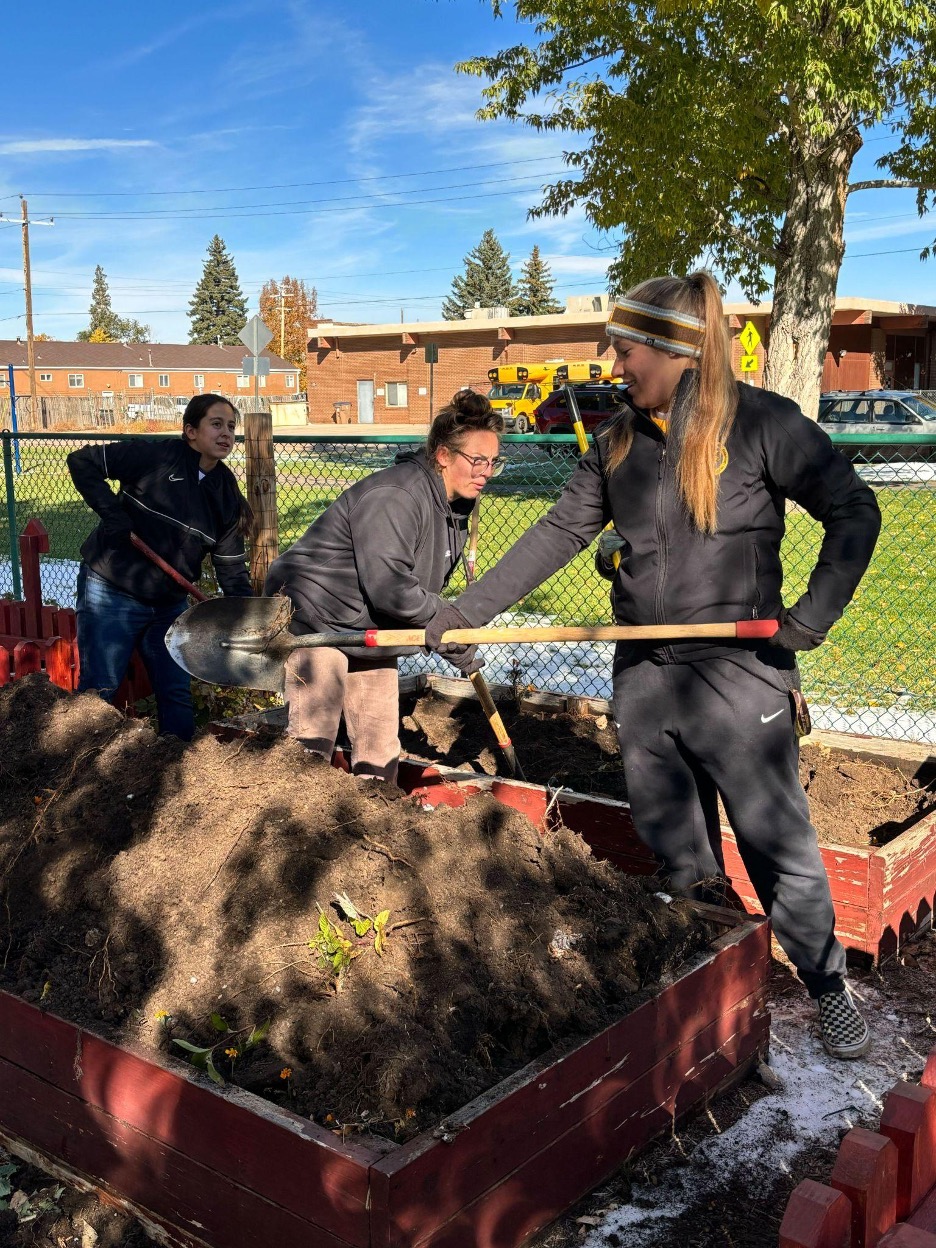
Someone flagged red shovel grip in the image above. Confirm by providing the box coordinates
[736,618,779,639]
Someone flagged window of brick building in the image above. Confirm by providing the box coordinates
[158,374,170,388]
[194,374,205,389]
[285,374,296,389]
[40,373,52,382]
[68,374,84,389]
[386,382,408,408]
[236,375,250,388]
[128,374,144,388]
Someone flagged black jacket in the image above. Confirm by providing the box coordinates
[452,384,881,661]
[264,449,473,657]
[68,438,252,604]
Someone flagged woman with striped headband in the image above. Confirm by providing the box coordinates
[425,270,882,1062]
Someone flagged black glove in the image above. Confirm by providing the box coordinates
[595,530,625,581]
[769,607,827,652]
[101,513,134,546]
[424,604,484,675]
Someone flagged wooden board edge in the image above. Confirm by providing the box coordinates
[0,1125,206,1248]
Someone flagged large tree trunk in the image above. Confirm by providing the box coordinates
[764,129,862,418]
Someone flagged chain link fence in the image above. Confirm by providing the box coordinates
[2,429,933,743]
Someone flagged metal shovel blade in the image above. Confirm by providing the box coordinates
[166,596,295,691]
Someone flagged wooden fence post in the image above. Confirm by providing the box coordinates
[244,410,279,595]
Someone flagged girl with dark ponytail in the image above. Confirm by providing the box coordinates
[425,272,882,1061]
[265,390,504,784]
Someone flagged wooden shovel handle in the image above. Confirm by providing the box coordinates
[362,620,779,647]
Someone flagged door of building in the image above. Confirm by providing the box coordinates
[356,380,375,424]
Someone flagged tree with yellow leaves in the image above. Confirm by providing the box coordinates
[259,276,319,393]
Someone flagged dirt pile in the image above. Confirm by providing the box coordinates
[0,677,713,1140]
[400,692,935,846]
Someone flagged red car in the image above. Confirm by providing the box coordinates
[533,383,628,437]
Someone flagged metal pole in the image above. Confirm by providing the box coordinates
[8,364,20,474]
[254,358,260,413]
[429,359,435,423]
[2,433,22,598]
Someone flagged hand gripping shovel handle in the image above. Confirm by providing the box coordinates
[130,534,208,603]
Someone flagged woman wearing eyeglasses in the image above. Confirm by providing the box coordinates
[264,389,504,783]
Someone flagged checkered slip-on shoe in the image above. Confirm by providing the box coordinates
[817,986,871,1060]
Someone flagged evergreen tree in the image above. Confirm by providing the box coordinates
[258,275,319,392]
[514,245,563,316]
[77,265,151,343]
[442,229,518,320]
[188,235,248,345]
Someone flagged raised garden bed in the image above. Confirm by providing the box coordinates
[0,902,768,1248]
[0,677,770,1248]
[396,680,936,965]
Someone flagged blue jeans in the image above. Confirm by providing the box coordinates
[76,564,194,740]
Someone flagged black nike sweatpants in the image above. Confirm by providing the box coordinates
[611,646,846,998]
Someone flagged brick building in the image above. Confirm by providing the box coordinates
[306,298,936,425]
[0,341,298,405]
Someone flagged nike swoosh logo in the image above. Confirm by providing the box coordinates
[760,709,785,723]
[168,474,184,482]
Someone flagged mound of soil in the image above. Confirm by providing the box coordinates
[0,677,714,1143]
[399,692,935,848]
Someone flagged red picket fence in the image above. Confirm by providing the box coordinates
[780,1047,936,1247]
[0,518,150,706]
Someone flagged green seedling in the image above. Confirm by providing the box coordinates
[172,1015,271,1086]
[310,908,359,983]
[333,893,393,956]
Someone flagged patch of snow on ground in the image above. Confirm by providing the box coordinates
[404,610,936,744]
[584,980,927,1247]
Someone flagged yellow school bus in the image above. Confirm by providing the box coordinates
[550,359,615,387]
[486,364,556,432]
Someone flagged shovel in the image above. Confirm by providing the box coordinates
[165,595,779,692]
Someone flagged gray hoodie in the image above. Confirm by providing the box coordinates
[264,448,473,656]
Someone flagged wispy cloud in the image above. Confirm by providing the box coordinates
[845,214,935,245]
[0,138,157,155]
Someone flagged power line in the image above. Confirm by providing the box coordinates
[45,175,573,221]
[24,154,572,198]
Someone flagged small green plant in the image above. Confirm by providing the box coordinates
[333,892,392,955]
[307,895,393,989]
[172,1013,270,1086]
[309,908,359,985]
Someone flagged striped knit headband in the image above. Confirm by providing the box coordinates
[606,297,705,359]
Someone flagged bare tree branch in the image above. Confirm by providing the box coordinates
[848,179,936,194]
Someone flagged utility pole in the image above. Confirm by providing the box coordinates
[277,292,291,358]
[0,200,54,422]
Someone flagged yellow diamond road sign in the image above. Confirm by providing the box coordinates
[739,321,761,355]
[740,354,759,373]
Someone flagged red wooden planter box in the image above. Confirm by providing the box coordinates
[0,767,770,1248]
[410,737,936,965]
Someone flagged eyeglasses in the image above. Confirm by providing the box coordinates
[452,449,507,477]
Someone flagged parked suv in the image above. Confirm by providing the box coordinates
[534,383,627,438]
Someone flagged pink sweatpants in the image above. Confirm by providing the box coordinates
[283,647,401,784]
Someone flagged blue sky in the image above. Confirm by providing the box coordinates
[0,1,933,344]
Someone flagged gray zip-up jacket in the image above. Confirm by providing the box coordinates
[264,449,473,657]
[449,383,881,662]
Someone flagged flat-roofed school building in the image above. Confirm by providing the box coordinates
[306,298,936,425]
